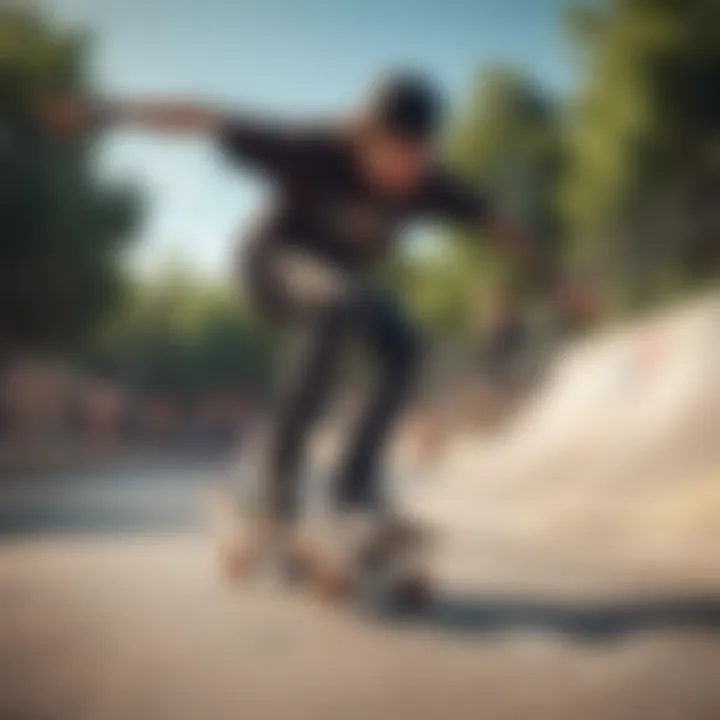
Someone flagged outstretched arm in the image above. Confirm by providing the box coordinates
[39,95,306,173]
[39,95,222,135]
[425,170,596,319]
[424,172,557,288]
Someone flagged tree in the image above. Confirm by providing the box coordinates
[448,68,563,246]
[85,263,279,398]
[563,0,720,309]
[0,5,140,354]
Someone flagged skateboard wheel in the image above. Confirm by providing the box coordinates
[313,563,352,603]
[394,571,431,611]
[276,547,314,587]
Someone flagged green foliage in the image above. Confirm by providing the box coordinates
[448,67,562,241]
[562,0,720,309]
[85,268,278,397]
[0,5,140,353]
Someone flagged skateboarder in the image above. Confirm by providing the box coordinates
[41,72,588,574]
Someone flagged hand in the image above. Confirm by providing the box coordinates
[554,279,600,324]
[36,93,94,135]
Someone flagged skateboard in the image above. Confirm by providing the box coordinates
[206,486,433,616]
[293,514,434,616]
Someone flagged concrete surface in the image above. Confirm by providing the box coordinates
[3,529,720,720]
[2,294,720,719]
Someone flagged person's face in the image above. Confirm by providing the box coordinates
[359,132,434,195]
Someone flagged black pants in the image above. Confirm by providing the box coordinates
[247,243,422,521]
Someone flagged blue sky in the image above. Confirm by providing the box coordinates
[45,0,576,280]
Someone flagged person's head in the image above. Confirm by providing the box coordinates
[353,72,445,195]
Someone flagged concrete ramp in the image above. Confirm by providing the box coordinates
[521,298,716,447]
[408,294,720,566]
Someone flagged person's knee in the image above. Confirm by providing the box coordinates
[372,310,422,381]
[327,285,422,376]
[360,291,422,372]
[390,322,422,374]
[319,286,362,330]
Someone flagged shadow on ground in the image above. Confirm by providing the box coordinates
[406,594,720,641]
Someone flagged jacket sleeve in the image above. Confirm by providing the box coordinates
[217,115,309,176]
[421,170,496,227]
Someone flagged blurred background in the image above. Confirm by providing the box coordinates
[1,1,719,718]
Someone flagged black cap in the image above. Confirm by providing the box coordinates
[368,72,445,141]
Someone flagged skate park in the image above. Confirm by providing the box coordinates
[3,294,720,720]
[3,0,720,716]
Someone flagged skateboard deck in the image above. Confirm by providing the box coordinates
[296,513,434,615]
[205,485,434,615]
